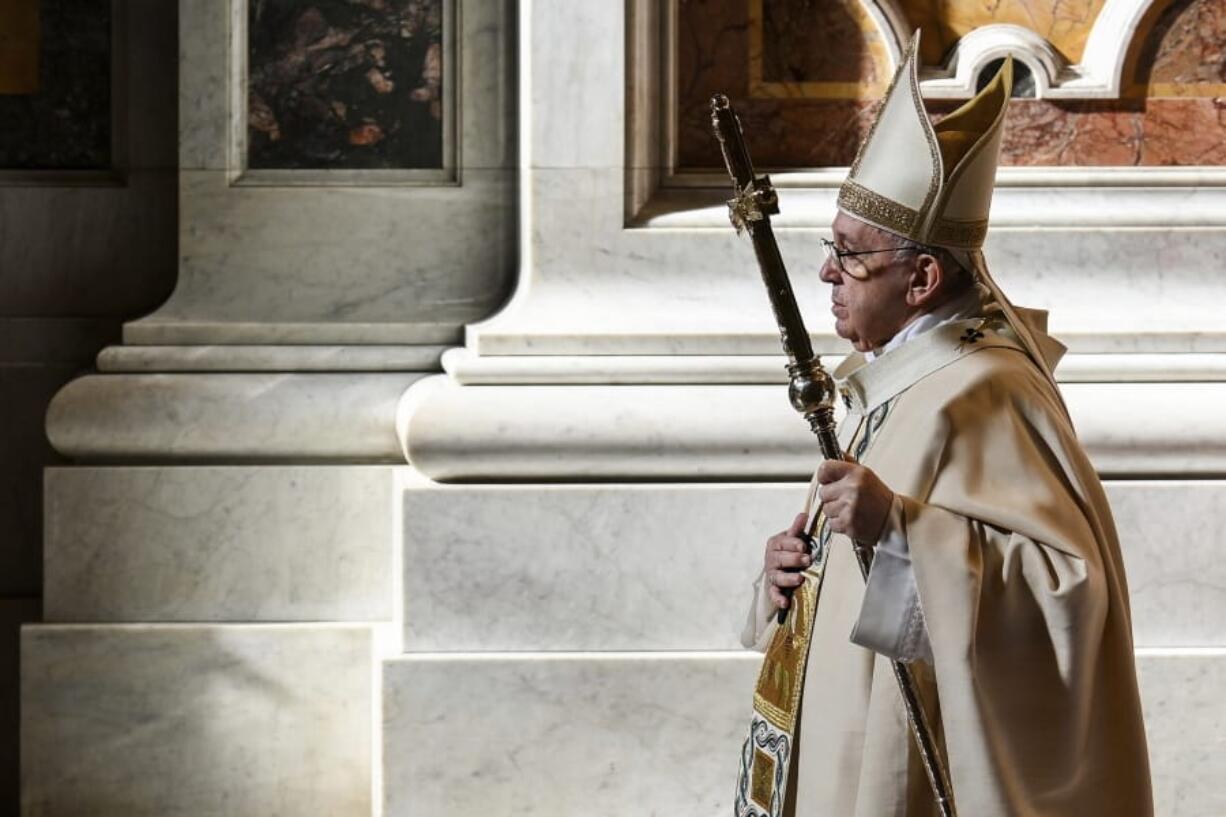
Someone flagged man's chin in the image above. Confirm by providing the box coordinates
[834,322,861,349]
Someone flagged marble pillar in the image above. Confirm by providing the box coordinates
[27,0,515,814]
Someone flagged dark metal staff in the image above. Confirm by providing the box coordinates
[710,93,957,817]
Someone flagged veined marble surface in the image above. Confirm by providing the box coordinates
[44,466,394,622]
[402,482,805,651]
[401,378,1226,480]
[46,372,425,461]
[22,624,374,817]
[382,652,761,817]
[399,480,1226,651]
[476,164,1226,355]
[381,649,1222,817]
[1136,649,1226,817]
[97,344,447,372]
[145,168,513,337]
[442,348,1226,384]
[1107,482,1226,648]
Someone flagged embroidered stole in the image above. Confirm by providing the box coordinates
[734,402,891,817]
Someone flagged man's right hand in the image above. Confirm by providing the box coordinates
[765,511,813,610]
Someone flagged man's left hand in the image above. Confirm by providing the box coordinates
[816,460,894,543]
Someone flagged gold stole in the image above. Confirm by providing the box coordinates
[734,416,869,817]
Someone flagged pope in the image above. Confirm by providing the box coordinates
[741,33,1153,817]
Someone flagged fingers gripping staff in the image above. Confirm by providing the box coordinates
[711,95,956,817]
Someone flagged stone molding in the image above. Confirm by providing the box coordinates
[46,372,426,462]
[398,376,1226,481]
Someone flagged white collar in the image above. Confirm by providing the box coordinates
[864,287,984,362]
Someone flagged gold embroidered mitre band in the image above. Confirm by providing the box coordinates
[837,31,1012,251]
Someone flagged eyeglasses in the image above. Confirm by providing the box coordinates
[820,237,919,279]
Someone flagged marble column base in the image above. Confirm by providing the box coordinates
[44,466,396,622]
[47,373,428,461]
[22,624,374,817]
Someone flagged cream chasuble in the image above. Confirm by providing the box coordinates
[741,315,1153,816]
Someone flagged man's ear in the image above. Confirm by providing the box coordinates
[905,252,944,308]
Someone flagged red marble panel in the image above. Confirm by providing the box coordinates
[757,0,881,83]
[676,0,877,169]
[1140,0,1226,87]
[675,0,1226,169]
[995,99,1226,165]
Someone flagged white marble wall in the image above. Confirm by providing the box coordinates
[401,481,1226,651]
[393,477,1226,815]
[402,483,806,651]
[382,653,761,817]
[44,466,395,622]
[22,624,374,817]
[382,649,1221,817]
[1137,651,1226,817]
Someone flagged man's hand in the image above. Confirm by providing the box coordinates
[764,512,812,610]
[817,460,894,542]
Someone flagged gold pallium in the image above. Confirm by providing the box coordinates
[751,748,777,809]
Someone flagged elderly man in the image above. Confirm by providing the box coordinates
[736,34,1152,817]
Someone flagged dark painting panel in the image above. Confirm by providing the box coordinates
[677,0,1226,170]
[248,0,445,170]
[0,0,111,170]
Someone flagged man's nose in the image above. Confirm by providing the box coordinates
[818,255,840,284]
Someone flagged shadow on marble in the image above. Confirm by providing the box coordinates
[22,623,373,817]
[0,599,39,817]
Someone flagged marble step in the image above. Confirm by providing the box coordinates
[44,466,396,622]
[401,479,1226,652]
[381,648,1224,817]
[22,623,378,817]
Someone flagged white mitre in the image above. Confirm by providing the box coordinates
[837,30,1064,396]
